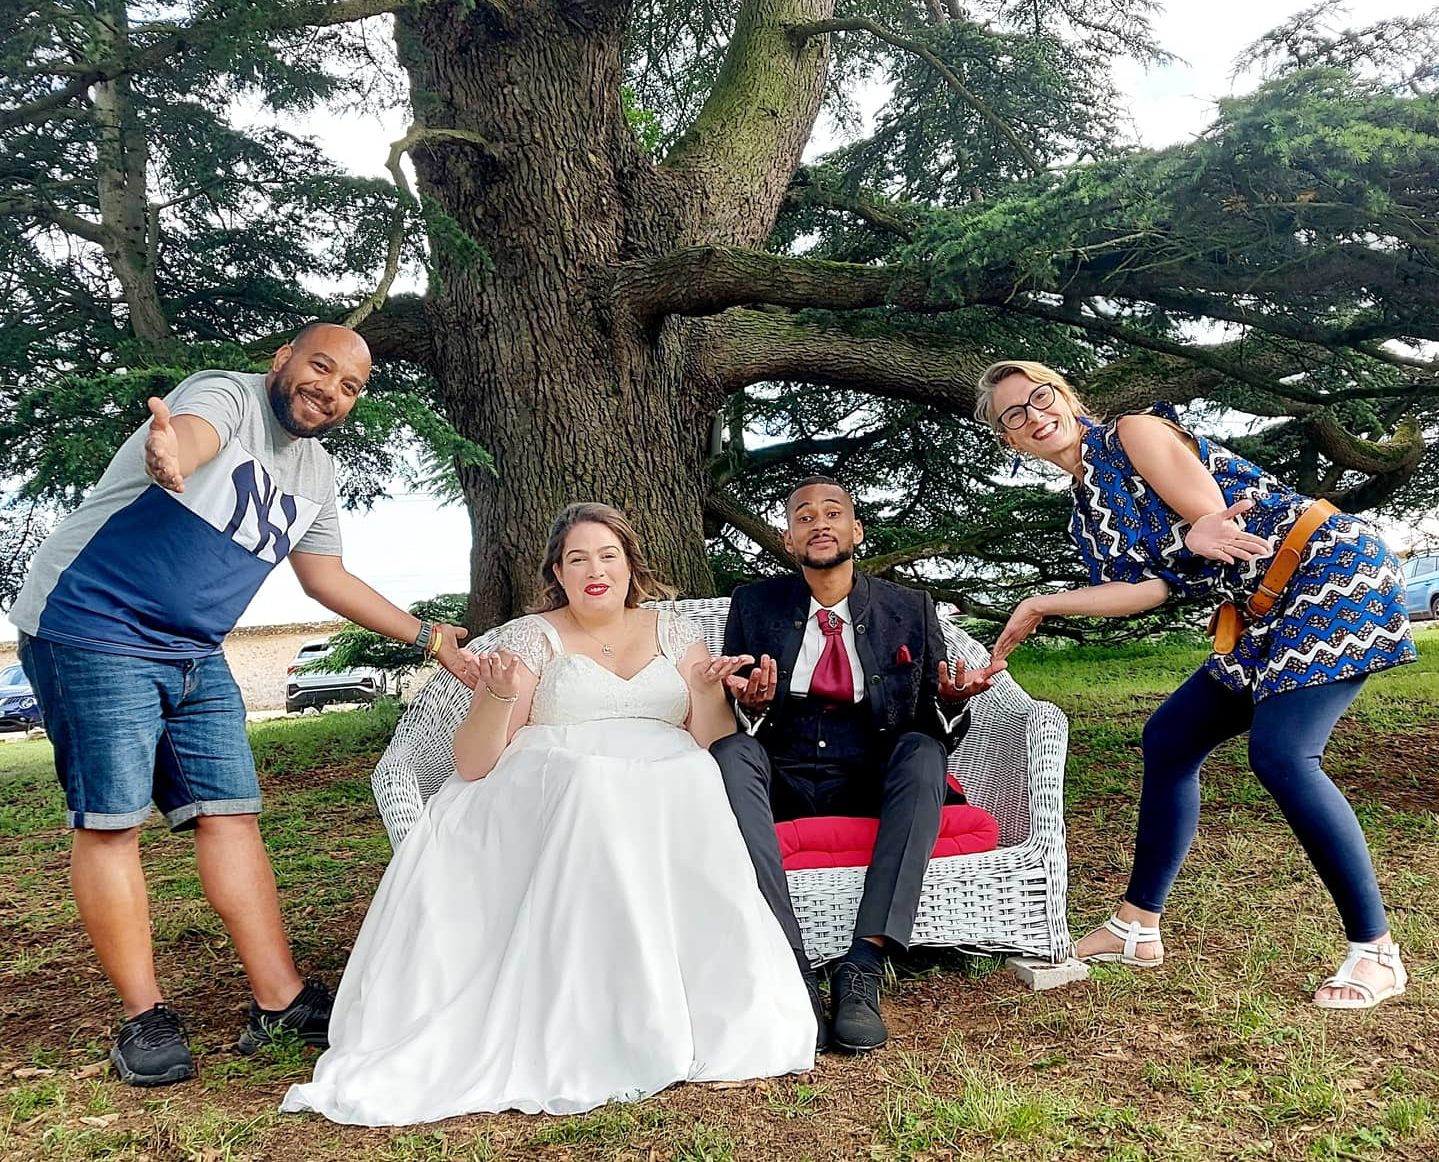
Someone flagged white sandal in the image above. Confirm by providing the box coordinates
[1080,915,1165,968]
[1314,941,1407,1010]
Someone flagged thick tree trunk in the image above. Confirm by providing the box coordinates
[92,0,171,343]
[398,1,718,628]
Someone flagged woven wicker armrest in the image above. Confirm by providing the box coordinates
[371,627,503,848]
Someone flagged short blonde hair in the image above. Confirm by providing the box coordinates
[530,502,677,613]
[975,360,1092,431]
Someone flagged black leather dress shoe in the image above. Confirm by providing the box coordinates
[830,962,886,1052]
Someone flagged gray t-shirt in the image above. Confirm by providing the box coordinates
[11,370,342,658]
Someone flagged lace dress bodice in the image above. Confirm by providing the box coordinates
[494,611,705,728]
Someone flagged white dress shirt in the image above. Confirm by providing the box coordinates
[789,597,865,703]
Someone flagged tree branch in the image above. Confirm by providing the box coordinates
[861,538,981,573]
[704,489,793,568]
[697,306,1345,432]
[0,201,109,246]
[1108,285,1439,353]
[243,293,431,365]
[712,429,897,486]
[790,17,1043,175]
[134,0,425,38]
[619,244,996,320]
[1306,414,1425,476]
[701,308,988,410]
[1069,242,1439,334]
[1,0,425,133]
[662,0,833,248]
[999,297,1329,403]
[784,167,917,239]
[343,123,499,328]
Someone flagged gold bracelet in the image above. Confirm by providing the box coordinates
[484,686,518,704]
[427,624,444,659]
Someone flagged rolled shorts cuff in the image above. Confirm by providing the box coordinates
[68,806,155,831]
[164,797,263,831]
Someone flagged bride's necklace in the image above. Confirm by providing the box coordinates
[566,607,625,657]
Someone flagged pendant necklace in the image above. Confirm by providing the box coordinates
[567,607,621,656]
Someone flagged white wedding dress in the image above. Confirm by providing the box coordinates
[281,611,815,1125]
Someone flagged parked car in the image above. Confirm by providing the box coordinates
[0,663,42,733]
[285,638,391,713]
[1402,551,1439,620]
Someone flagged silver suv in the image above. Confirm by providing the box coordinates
[285,638,390,714]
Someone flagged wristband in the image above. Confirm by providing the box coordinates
[428,625,444,659]
[414,621,433,652]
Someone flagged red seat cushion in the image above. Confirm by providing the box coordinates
[777,803,999,871]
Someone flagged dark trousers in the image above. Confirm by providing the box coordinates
[711,727,948,961]
[1127,668,1386,940]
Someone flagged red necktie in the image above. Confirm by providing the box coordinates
[809,609,853,703]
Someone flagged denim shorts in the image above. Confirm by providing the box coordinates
[17,633,260,830]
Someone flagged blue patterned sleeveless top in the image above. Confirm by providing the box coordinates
[1069,404,1415,701]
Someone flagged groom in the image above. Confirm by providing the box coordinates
[712,477,1001,1053]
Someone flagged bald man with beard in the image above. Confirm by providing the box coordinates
[12,324,480,1087]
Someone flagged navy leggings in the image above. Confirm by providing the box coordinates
[1126,667,1387,941]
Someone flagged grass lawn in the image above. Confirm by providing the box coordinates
[2,628,1436,1161]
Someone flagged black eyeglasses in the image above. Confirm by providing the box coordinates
[997,382,1056,431]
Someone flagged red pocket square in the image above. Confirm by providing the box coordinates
[894,644,913,664]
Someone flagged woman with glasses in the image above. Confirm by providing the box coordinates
[975,360,1415,1010]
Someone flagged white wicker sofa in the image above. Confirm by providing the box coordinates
[371,596,1074,964]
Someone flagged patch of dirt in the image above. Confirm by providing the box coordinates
[1325,719,1439,816]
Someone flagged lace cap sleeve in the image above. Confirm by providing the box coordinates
[493,615,550,676]
[661,611,708,662]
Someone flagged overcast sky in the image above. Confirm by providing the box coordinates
[3,1,1436,642]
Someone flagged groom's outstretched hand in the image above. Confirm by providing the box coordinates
[724,654,777,715]
[695,653,755,688]
[937,658,1006,702]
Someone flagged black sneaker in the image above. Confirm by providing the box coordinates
[110,1004,197,1087]
[830,962,887,1052]
[803,968,830,1054]
[237,979,333,1055]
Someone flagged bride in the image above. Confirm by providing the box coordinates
[281,503,817,1125]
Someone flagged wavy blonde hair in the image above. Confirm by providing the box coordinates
[974,360,1093,432]
[530,502,677,613]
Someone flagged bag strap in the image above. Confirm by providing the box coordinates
[1245,499,1339,619]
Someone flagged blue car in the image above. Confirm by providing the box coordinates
[0,662,42,733]
[1402,551,1439,620]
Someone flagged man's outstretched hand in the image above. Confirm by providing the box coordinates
[724,654,777,715]
[695,653,755,689]
[144,397,185,492]
[937,658,1006,702]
